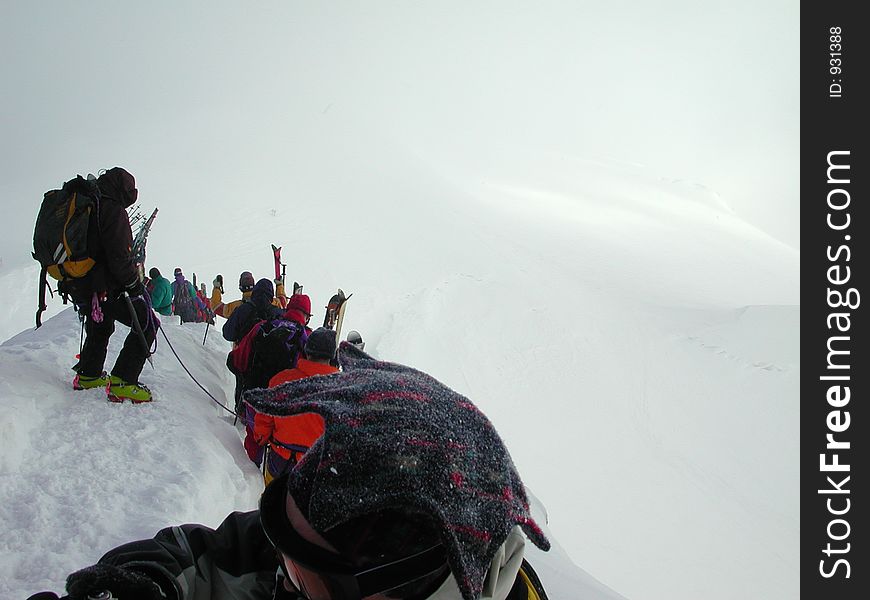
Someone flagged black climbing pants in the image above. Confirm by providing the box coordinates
[78,295,155,384]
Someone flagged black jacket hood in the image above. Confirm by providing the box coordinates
[97,167,138,208]
[250,279,275,311]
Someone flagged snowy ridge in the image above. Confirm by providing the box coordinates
[0,308,625,599]
[0,310,261,596]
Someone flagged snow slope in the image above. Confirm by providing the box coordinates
[1,155,798,600]
[0,308,624,600]
[0,262,66,344]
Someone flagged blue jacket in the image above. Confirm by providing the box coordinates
[222,279,282,343]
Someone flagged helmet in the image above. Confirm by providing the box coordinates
[239,271,255,291]
[346,330,364,351]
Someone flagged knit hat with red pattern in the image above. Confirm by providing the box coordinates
[244,342,549,600]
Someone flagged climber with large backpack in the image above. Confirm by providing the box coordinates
[222,279,283,418]
[221,278,283,348]
[225,286,309,466]
[32,168,158,403]
[170,268,201,323]
[254,326,338,484]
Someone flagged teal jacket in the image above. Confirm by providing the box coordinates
[150,275,172,316]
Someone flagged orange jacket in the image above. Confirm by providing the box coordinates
[273,280,287,310]
[253,358,338,460]
[212,289,252,319]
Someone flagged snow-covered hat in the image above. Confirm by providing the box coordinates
[245,343,550,600]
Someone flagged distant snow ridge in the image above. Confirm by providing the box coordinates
[0,263,68,344]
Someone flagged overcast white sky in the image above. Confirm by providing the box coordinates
[1,0,798,272]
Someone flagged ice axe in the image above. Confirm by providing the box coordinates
[122,291,154,369]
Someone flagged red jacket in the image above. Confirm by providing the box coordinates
[253,358,338,460]
[282,308,312,334]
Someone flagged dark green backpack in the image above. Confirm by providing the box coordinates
[32,175,101,326]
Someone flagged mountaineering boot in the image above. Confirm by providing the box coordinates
[106,376,152,404]
[73,372,109,390]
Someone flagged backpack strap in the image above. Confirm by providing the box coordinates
[269,439,310,455]
[267,440,309,478]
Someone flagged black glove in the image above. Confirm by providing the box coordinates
[66,564,163,600]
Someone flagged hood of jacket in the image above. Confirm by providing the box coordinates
[96,167,138,208]
[152,275,171,288]
[250,279,275,312]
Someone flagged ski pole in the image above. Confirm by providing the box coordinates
[203,319,210,345]
[122,291,154,368]
[79,311,85,356]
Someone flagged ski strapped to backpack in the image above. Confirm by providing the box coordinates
[130,207,158,281]
[272,244,288,309]
[323,288,352,342]
[32,175,102,327]
[272,244,283,281]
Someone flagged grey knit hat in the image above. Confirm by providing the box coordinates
[244,342,550,600]
[304,327,337,360]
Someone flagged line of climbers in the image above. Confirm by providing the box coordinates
[31,339,554,600]
[50,167,335,406]
[34,167,554,600]
[155,268,356,482]
[144,267,212,324]
[216,274,318,477]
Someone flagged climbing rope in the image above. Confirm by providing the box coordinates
[158,325,239,418]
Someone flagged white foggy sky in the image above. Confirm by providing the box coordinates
[1,0,798,272]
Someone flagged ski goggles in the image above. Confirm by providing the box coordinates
[259,474,449,600]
